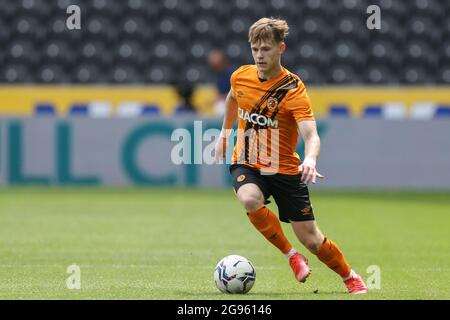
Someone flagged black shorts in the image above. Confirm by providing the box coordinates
[229,164,315,223]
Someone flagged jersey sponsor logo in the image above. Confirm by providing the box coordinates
[238,107,278,128]
[237,174,246,182]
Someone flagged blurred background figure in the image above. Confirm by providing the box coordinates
[207,49,235,116]
[174,82,198,115]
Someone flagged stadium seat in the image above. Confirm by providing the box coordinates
[364,64,399,84]
[0,19,10,45]
[439,40,450,66]
[402,64,436,84]
[334,15,369,45]
[5,40,40,67]
[0,64,35,83]
[383,103,407,119]
[295,14,333,42]
[363,105,382,118]
[225,39,253,66]
[187,40,214,64]
[151,39,185,66]
[328,65,362,84]
[439,65,450,84]
[118,16,155,42]
[375,15,405,45]
[144,64,177,84]
[84,15,118,43]
[89,101,113,118]
[443,17,450,39]
[295,40,330,70]
[69,104,89,116]
[155,16,189,44]
[328,105,351,118]
[407,0,445,19]
[406,15,442,45]
[37,64,70,83]
[42,40,75,66]
[72,63,104,83]
[34,104,56,116]
[377,0,409,17]
[404,40,438,69]
[142,105,161,116]
[10,15,46,42]
[113,40,147,67]
[193,0,230,20]
[295,65,327,84]
[410,102,437,119]
[330,40,366,71]
[181,64,212,83]
[174,105,197,115]
[302,0,337,19]
[84,0,122,19]
[229,0,266,20]
[77,40,112,67]
[109,65,143,83]
[435,105,450,118]
[116,102,143,118]
[367,40,402,70]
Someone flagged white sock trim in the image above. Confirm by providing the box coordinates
[342,269,356,281]
[285,248,297,259]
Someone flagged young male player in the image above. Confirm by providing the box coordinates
[214,17,368,294]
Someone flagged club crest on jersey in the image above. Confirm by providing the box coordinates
[267,96,278,110]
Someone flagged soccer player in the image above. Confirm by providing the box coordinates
[214,17,368,294]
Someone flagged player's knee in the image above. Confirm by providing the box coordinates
[302,237,322,254]
[240,194,263,212]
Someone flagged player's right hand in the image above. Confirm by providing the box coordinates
[299,157,325,184]
[214,136,228,163]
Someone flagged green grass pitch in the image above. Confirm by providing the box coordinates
[0,188,449,300]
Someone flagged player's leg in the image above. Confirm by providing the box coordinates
[235,183,265,212]
[270,173,366,291]
[291,220,350,275]
[230,165,296,258]
[290,220,324,254]
[290,220,368,294]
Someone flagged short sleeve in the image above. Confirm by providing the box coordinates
[230,69,238,92]
[230,65,249,93]
[287,83,315,122]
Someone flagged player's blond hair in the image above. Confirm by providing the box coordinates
[248,17,289,44]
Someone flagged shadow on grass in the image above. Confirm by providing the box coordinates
[174,290,347,298]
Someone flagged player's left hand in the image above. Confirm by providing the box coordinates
[299,157,325,184]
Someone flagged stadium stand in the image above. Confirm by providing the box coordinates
[0,0,449,85]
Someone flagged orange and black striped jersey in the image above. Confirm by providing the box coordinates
[231,64,315,175]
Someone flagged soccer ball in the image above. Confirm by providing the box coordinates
[214,255,256,294]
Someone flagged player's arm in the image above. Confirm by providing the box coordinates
[214,89,238,162]
[297,120,324,184]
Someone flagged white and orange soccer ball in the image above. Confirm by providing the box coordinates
[214,255,256,294]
